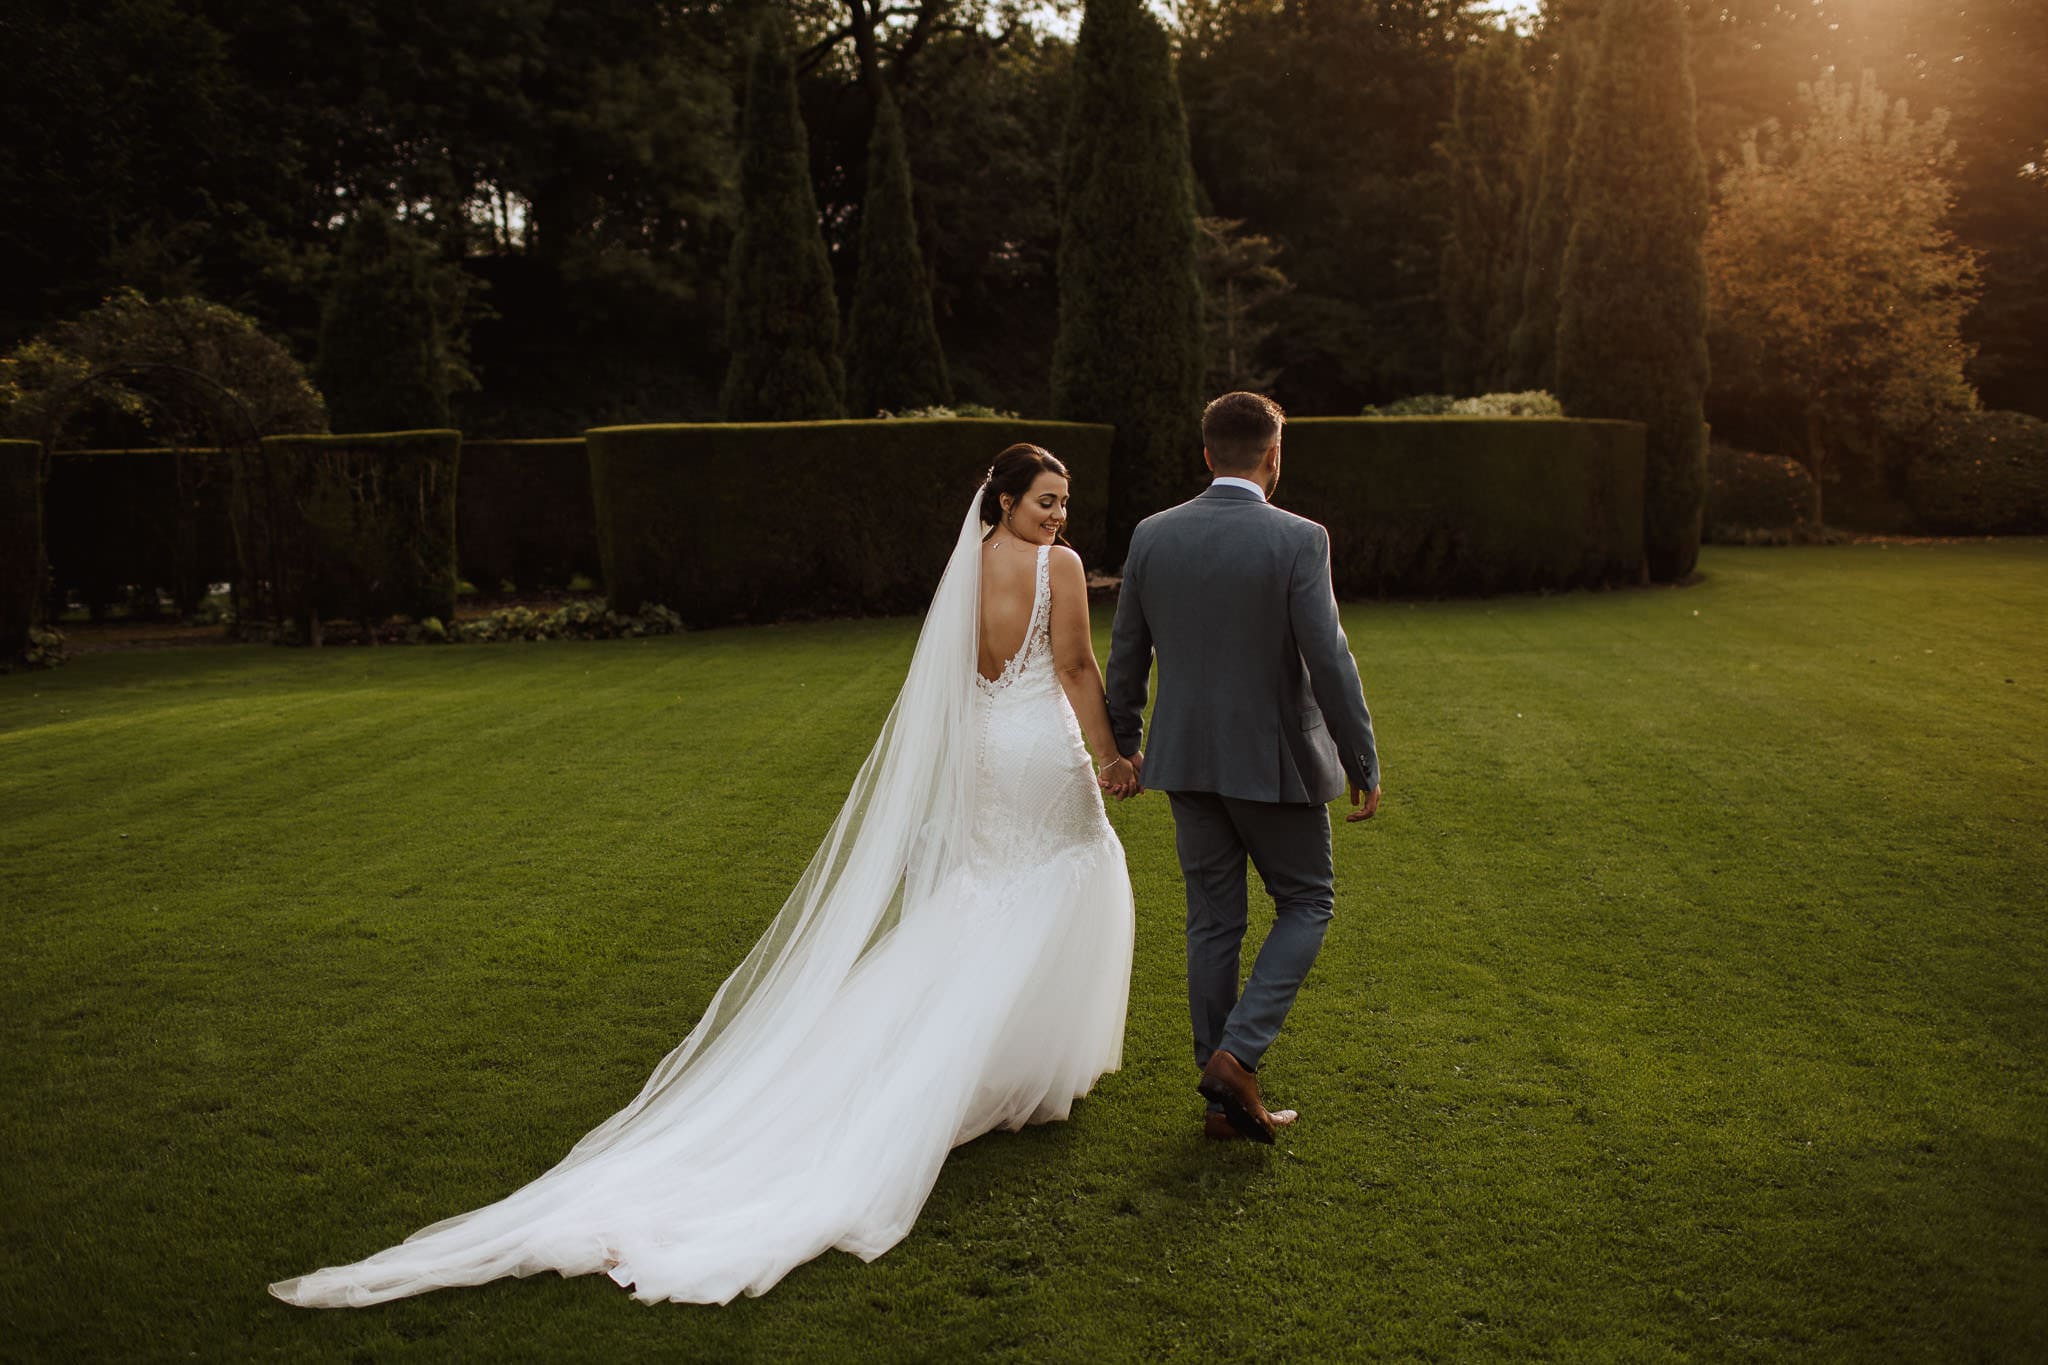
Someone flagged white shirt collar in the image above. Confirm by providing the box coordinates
[1209,475,1267,501]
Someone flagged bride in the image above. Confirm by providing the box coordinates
[270,443,1141,1308]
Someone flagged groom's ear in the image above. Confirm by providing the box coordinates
[1202,447,1216,474]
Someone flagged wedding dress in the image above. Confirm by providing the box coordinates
[269,492,1136,1308]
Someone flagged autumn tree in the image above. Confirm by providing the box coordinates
[1704,68,1981,521]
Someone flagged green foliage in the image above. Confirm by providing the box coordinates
[1178,0,1484,412]
[316,203,475,434]
[1705,442,1822,541]
[1905,408,2048,535]
[1508,31,1585,390]
[1197,216,1291,395]
[1556,0,1710,582]
[1053,0,1205,555]
[0,288,325,446]
[43,448,237,620]
[455,439,602,594]
[1275,416,1646,594]
[445,600,683,644]
[722,15,843,421]
[1439,32,1536,395]
[0,440,43,665]
[232,431,461,637]
[1705,69,1981,512]
[587,418,1113,624]
[845,88,951,419]
[1362,391,1561,417]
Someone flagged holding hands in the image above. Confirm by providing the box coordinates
[1099,751,1144,800]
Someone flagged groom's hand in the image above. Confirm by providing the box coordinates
[1346,781,1381,823]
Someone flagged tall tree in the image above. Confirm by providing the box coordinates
[317,204,467,433]
[1197,217,1292,395]
[1179,0,1485,412]
[1052,0,1205,554]
[1556,0,1710,582]
[722,14,844,421]
[1704,69,1980,522]
[1508,30,1585,391]
[845,87,951,416]
[1439,33,1536,395]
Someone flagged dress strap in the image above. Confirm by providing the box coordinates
[1030,545,1053,642]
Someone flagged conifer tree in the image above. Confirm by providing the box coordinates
[722,13,842,421]
[1556,0,1710,581]
[1052,0,1205,556]
[845,87,951,417]
[1439,34,1535,395]
[316,203,453,433]
[1508,32,1585,391]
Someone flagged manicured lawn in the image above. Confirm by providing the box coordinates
[3,540,2044,1361]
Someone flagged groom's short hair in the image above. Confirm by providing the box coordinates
[1203,391,1285,471]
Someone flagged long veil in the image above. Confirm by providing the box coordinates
[270,489,989,1305]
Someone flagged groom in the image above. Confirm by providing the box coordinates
[1105,391,1381,1145]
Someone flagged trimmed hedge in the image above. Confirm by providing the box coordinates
[1271,417,1647,595]
[1905,408,2048,535]
[234,430,460,633]
[456,438,602,592]
[2,440,42,661]
[1705,442,1820,540]
[587,418,1114,623]
[43,447,237,619]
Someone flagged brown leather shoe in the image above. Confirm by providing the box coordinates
[1197,1049,1276,1144]
[1203,1111,1239,1141]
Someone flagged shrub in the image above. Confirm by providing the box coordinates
[456,438,602,592]
[844,88,951,417]
[588,418,1113,624]
[1363,391,1562,417]
[0,288,326,446]
[231,430,460,637]
[43,447,237,619]
[1905,409,2048,535]
[1705,443,1821,541]
[1272,417,1647,595]
[1,439,44,664]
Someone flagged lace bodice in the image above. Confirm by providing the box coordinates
[970,545,1115,872]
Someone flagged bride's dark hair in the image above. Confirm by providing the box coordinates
[979,443,1070,531]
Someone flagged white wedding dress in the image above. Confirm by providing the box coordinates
[270,496,1136,1308]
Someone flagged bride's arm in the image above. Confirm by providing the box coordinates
[1047,548,1137,773]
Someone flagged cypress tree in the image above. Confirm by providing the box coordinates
[1439,34,1535,395]
[1507,32,1585,391]
[1555,0,1709,582]
[721,14,842,421]
[845,87,951,417]
[316,203,451,433]
[1052,0,1205,557]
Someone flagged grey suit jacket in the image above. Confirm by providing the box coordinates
[1105,483,1379,804]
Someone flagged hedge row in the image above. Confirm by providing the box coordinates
[232,431,460,631]
[455,438,601,591]
[2,440,42,663]
[1271,417,1647,595]
[43,447,238,618]
[588,418,1114,623]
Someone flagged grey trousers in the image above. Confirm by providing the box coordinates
[1166,790,1336,1077]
